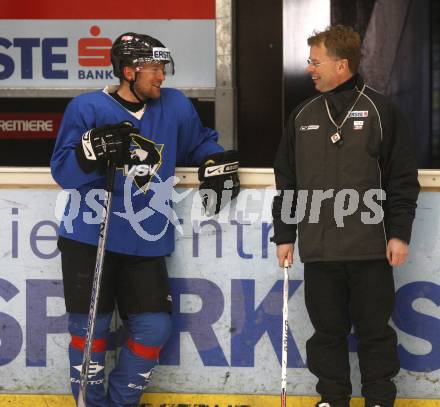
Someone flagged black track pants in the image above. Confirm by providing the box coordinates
[304,259,399,407]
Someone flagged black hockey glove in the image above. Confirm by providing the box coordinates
[198,150,240,215]
[75,121,138,173]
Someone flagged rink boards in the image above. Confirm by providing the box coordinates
[0,168,439,405]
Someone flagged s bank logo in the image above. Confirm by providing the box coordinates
[0,25,114,81]
[77,25,114,80]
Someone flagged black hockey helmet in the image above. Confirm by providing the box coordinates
[111,32,175,79]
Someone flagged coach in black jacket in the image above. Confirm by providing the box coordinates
[272,26,419,407]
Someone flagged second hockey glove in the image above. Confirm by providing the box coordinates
[75,121,138,173]
[198,150,240,215]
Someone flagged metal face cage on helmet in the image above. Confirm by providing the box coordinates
[111,32,175,79]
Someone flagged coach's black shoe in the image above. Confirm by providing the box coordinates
[365,399,394,407]
[315,401,350,407]
[365,400,393,407]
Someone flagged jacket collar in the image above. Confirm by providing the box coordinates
[324,73,364,120]
[328,73,362,94]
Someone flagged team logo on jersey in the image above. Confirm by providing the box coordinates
[122,134,163,193]
[349,110,369,118]
[115,135,187,242]
[299,125,320,131]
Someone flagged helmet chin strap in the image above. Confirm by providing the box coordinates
[128,72,147,103]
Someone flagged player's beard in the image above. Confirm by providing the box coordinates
[135,81,162,100]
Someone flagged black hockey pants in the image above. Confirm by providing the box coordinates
[304,259,400,407]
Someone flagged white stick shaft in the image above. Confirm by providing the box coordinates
[78,165,116,407]
[281,260,289,406]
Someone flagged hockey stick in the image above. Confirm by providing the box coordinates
[78,162,116,407]
[281,258,289,407]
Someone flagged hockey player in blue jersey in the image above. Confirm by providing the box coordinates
[51,32,240,407]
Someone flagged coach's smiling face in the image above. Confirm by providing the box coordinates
[306,42,349,93]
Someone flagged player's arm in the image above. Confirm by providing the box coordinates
[173,91,241,214]
[175,91,224,165]
[51,100,135,189]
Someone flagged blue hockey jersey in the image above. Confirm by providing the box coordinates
[51,87,223,256]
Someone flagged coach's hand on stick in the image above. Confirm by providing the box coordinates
[277,243,294,268]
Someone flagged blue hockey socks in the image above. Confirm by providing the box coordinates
[68,312,112,407]
[108,312,172,406]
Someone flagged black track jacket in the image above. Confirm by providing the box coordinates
[272,74,420,263]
